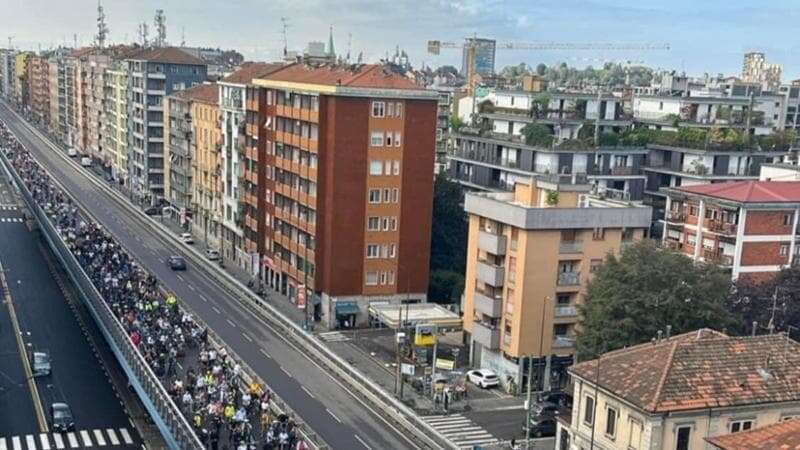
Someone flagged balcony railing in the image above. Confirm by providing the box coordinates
[476,261,505,287]
[703,249,734,266]
[552,336,576,349]
[666,210,686,222]
[557,271,580,286]
[477,230,507,256]
[472,322,500,350]
[554,306,578,318]
[610,166,635,176]
[559,240,583,254]
[474,290,502,318]
[707,220,737,236]
[664,239,682,251]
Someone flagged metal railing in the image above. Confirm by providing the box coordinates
[557,271,580,286]
[558,240,583,254]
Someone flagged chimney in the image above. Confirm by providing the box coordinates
[657,330,663,342]
[666,325,672,339]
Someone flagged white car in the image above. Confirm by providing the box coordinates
[466,369,500,389]
[205,248,220,260]
[67,148,78,157]
[180,232,194,244]
[80,156,92,167]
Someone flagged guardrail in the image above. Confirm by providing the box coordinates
[0,150,203,450]
[8,106,455,450]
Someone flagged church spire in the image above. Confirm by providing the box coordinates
[327,25,335,58]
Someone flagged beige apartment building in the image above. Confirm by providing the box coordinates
[189,85,223,250]
[103,64,129,183]
[462,175,651,390]
[558,330,800,450]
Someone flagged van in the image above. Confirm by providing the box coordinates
[67,148,78,157]
[32,351,51,377]
[80,156,92,167]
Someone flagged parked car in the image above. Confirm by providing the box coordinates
[50,402,75,432]
[205,248,220,260]
[531,401,560,417]
[144,206,160,216]
[80,156,92,167]
[537,390,572,408]
[67,148,78,157]
[31,351,51,377]
[180,233,194,244]
[167,255,187,271]
[465,369,499,388]
[524,415,557,438]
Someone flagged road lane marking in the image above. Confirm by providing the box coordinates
[242,332,253,343]
[176,274,184,281]
[25,436,35,450]
[279,365,292,378]
[39,434,50,450]
[66,432,79,448]
[92,430,106,446]
[10,437,19,450]
[52,434,64,449]
[301,386,315,398]
[105,429,119,445]
[119,428,133,444]
[212,306,221,314]
[326,408,342,423]
[199,294,209,302]
[259,348,271,359]
[226,319,237,328]
[79,430,92,447]
[188,284,196,291]
[354,435,372,450]
[0,438,6,450]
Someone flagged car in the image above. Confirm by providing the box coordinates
[167,255,187,271]
[531,401,560,418]
[50,402,75,432]
[205,248,220,260]
[524,415,557,438]
[31,351,51,377]
[144,206,160,216]
[66,148,78,157]
[180,233,194,244]
[465,369,499,388]
[537,390,573,408]
[80,156,92,167]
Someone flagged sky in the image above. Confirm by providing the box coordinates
[3,0,800,79]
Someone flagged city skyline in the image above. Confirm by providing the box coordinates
[3,0,800,78]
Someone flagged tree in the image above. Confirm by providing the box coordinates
[726,267,800,337]
[428,173,467,303]
[521,123,553,148]
[576,240,736,360]
[450,116,465,133]
[535,63,547,76]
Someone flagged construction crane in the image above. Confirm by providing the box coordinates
[427,39,670,95]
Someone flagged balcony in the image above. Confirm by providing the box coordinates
[477,230,507,256]
[610,166,635,176]
[703,249,734,266]
[666,210,686,222]
[552,336,576,349]
[472,322,500,350]
[707,220,737,236]
[559,240,583,254]
[476,261,505,287]
[557,271,580,286]
[554,305,578,318]
[664,239,682,251]
[474,290,502,318]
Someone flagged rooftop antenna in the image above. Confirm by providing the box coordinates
[154,9,167,47]
[95,0,109,49]
[280,17,289,57]
[73,33,78,49]
[6,36,12,50]
[180,26,185,47]
[346,33,352,63]
[768,287,779,335]
[138,22,149,47]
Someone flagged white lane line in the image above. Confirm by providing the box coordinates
[199,294,209,302]
[92,430,106,446]
[119,428,133,445]
[66,432,79,448]
[10,437,19,450]
[301,386,315,398]
[242,333,253,343]
[226,319,237,328]
[326,408,342,423]
[39,434,51,450]
[176,274,184,281]
[0,437,5,450]
[259,348,271,359]
[24,436,35,450]
[212,306,221,314]
[52,434,64,449]
[105,429,119,446]
[354,434,372,450]
[188,284,196,291]
[79,430,93,447]
[279,365,292,378]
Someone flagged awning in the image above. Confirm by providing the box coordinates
[335,302,359,316]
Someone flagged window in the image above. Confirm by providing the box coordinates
[382,217,390,231]
[387,102,395,117]
[393,160,400,175]
[386,133,393,146]
[675,426,691,450]
[383,188,391,202]
[367,217,380,231]
[605,407,617,438]
[389,244,396,258]
[391,188,399,203]
[689,206,697,216]
[628,419,642,449]
[388,271,395,285]
[593,228,605,240]
[385,160,392,175]
[784,214,792,226]
[395,103,403,117]
[371,132,384,146]
[390,217,397,231]
[366,244,379,258]
[368,189,381,203]
[372,101,385,117]
[730,420,753,433]
[380,271,387,285]
[781,244,789,256]
[365,271,379,286]
[369,160,383,175]
[583,396,595,425]
[590,259,602,273]
[394,131,402,147]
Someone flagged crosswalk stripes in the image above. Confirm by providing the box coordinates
[0,217,23,222]
[318,331,351,342]
[0,428,134,449]
[0,205,17,210]
[422,414,500,449]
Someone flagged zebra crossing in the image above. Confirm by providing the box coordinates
[0,217,23,222]
[422,414,500,449]
[0,428,134,450]
[0,205,17,210]
[318,331,351,342]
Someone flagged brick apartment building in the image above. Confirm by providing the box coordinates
[26,55,49,125]
[245,63,438,328]
[662,181,800,283]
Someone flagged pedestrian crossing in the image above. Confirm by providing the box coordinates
[318,331,351,342]
[0,205,17,210]
[422,414,500,449]
[0,217,23,222]
[0,428,134,450]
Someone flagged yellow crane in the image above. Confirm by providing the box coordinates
[427,39,671,95]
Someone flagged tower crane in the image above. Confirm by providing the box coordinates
[427,39,670,95]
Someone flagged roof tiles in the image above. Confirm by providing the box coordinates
[259,63,419,90]
[706,418,800,450]
[674,181,800,204]
[221,62,285,85]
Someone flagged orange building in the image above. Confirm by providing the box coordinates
[247,63,438,328]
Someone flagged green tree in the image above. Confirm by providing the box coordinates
[535,63,547,76]
[726,267,800,337]
[450,116,465,133]
[521,123,554,148]
[428,173,467,303]
[577,240,736,360]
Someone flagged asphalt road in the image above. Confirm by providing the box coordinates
[0,168,142,447]
[0,104,414,449]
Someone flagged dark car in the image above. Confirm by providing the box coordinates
[144,206,160,216]
[531,401,560,417]
[525,415,557,438]
[537,390,573,408]
[50,402,75,432]
[167,255,187,270]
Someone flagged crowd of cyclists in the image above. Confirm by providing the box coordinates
[0,120,308,450]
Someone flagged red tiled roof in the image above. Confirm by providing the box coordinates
[259,63,419,90]
[128,47,205,65]
[674,181,800,204]
[171,83,218,104]
[222,62,285,84]
[706,419,800,450]
[569,330,800,413]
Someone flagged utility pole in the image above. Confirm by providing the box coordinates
[594,90,602,147]
[280,17,290,57]
[524,355,534,449]
[394,305,402,396]
[95,0,109,49]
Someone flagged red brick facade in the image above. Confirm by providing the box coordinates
[740,241,789,266]
[744,210,794,235]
